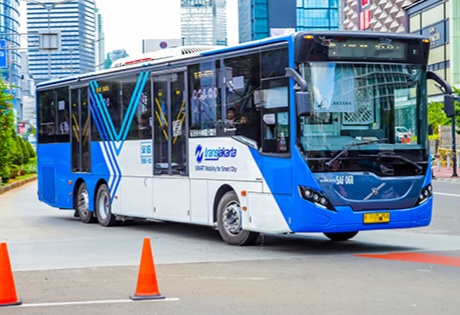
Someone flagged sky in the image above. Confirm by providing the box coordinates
[19,0,238,56]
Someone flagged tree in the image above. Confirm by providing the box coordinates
[428,101,450,138]
[427,87,460,139]
[12,134,24,166]
[25,140,36,158]
[19,135,30,164]
[0,79,15,182]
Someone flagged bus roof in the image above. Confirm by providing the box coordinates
[36,30,429,90]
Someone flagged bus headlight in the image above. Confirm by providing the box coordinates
[298,186,336,211]
[415,184,432,206]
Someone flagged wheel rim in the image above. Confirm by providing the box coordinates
[98,190,110,220]
[77,188,89,217]
[222,201,242,235]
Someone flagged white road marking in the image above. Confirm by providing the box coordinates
[434,192,460,198]
[12,298,179,308]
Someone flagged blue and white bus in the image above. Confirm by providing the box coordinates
[36,31,454,245]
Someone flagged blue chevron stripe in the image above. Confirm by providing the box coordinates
[101,141,122,202]
[88,72,149,201]
[89,92,109,141]
[120,72,149,141]
[89,93,121,201]
[89,81,117,140]
[120,71,149,139]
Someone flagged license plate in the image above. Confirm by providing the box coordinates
[363,212,390,224]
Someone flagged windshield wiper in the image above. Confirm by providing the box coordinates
[359,152,423,173]
[325,138,388,167]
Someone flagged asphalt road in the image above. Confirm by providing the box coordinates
[1,180,460,315]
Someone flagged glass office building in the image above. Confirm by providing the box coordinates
[26,0,96,83]
[0,0,21,116]
[0,0,21,90]
[239,0,338,43]
[181,0,227,46]
[296,0,339,31]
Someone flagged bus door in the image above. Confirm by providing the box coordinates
[151,70,190,221]
[260,79,292,194]
[70,86,91,173]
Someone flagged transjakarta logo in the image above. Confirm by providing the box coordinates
[195,144,237,163]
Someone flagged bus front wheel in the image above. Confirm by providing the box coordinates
[324,231,358,241]
[76,182,96,223]
[217,191,259,246]
[95,184,117,227]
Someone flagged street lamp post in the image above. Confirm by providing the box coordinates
[21,0,74,80]
[452,96,459,177]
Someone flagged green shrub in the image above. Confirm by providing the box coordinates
[19,137,30,164]
[12,136,24,166]
[22,161,37,174]
[9,164,19,179]
[25,140,36,158]
[0,165,10,183]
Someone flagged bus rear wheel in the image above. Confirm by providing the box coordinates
[95,184,117,227]
[76,182,96,223]
[217,191,259,246]
[324,231,358,241]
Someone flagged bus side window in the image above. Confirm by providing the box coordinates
[188,61,221,138]
[223,53,261,145]
[38,89,57,144]
[55,87,70,143]
[260,78,290,154]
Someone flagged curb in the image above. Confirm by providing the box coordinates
[0,175,37,195]
[433,177,460,181]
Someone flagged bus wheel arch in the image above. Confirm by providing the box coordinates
[74,179,96,223]
[94,181,118,227]
[213,184,234,224]
[215,188,259,246]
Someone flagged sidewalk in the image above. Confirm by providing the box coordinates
[432,165,460,181]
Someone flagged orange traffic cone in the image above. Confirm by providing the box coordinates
[0,243,22,307]
[130,238,165,300]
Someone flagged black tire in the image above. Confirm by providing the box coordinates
[217,191,259,246]
[75,182,96,223]
[324,231,358,241]
[95,184,118,227]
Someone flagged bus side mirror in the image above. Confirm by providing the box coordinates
[444,94,455,118]
[296,91,310,116]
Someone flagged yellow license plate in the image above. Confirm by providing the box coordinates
[363,212,390,224]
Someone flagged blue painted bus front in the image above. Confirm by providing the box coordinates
[249,145,432,234]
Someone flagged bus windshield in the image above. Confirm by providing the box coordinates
[297,62,428,176]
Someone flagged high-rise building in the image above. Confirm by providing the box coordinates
[0,0,22,116]
[296,0,339,31]
[26,0,97,83]
[181,0,227,46]
[1,1,21,87]
[342,0,418,32]
[407,0,460,97]
[238,0,339,43]
[94,7,105,71]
